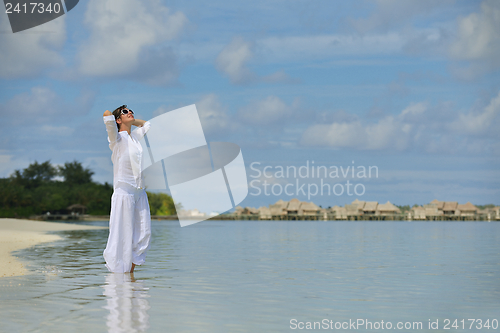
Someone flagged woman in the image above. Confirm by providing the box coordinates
[102,105,152,273]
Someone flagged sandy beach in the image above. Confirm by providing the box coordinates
[0,218,107,278]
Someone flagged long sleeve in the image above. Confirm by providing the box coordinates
[132,121,151,141]
[104,115,119,149]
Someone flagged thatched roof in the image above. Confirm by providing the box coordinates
[244,207,258,214]
[335,207,347,214]
[272,199,286,206]
[345,204,359,212]
[351,199,366,209]
[270,205,287,215]
[430,199,445,210]
[457,202,477,212]
[330,205,346,213]
[442,201,458,211]
[271,199,287,209]
[258,206,271,214]
[67,204,86,210]
[270,199,288,214]
[363,201,378,211]
[301,201,320,212]
[287,198,301,211]
[377,201,400,212]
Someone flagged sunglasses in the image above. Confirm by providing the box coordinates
[120,109,134,115]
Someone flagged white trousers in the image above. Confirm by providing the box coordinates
[103,184,151,273]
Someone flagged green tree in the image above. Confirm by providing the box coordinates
[11,160,57,188]
[476,204,495,210]
[147,192,177,215]
[1,160,180,218]
[396,204,411,212]
[58,160,94,185]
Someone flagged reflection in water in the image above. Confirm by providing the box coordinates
[102,274,151,333]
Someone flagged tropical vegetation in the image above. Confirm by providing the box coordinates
[0,160,177,218]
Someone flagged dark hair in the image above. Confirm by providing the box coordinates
[112,105,127,130]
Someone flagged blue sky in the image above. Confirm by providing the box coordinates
[1,0,499,209]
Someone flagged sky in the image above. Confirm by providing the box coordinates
[0,0,499,209]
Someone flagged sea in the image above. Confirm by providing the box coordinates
[0,220,499,333]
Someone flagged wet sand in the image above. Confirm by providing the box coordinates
[0,218,107,278]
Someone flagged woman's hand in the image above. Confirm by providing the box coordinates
[103,110,112,116]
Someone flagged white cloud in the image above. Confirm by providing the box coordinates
[215,36,297,84]
[449,0,500,76]
[196,94,233,134]
[77,0,187,84]
[0,13,66,78]
[41,125,74,136]
[399,102,428,122]
[450,0,500,62]
[3,86,68,125]
[0,86,100,178]
[151,94,234,137]
[300,116,409,151]
[300,91,500,154]
[239,96,299,126]
[215,36,255,84]
[449,91,500,135]
[1,86,94,148]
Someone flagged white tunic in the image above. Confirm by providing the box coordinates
[103,115,152,273]
[103,115,150,189]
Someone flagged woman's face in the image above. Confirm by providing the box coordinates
[117,108,135,127]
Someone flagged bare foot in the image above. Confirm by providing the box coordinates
[130,263,136,273]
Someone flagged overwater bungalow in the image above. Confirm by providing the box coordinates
[377,201,401,216]
[430,199,445,210]
[363,202,378,215]
[286,198,301,216]
[412,206,426,220]
[258,206,272,220]
[299,201,321,216]
[456,202,477,217]
[442,201,458,215]
[331,205,347,220]
[231,198,494,222]
[269,199,288,218]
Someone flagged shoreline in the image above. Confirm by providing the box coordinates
[0,218,107,278]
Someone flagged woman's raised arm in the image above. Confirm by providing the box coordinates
[132,119,146,127]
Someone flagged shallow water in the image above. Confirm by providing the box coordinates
[1,221,499,332]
